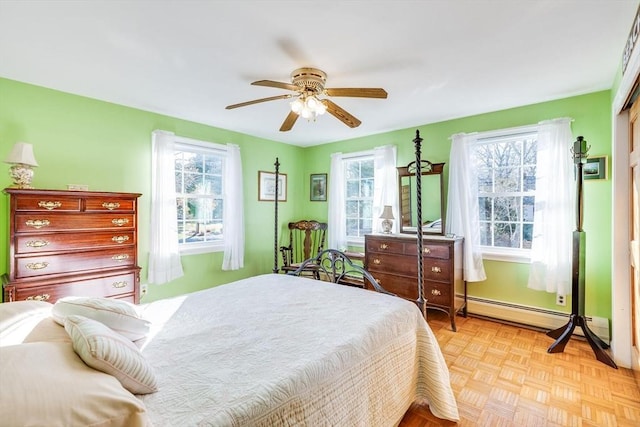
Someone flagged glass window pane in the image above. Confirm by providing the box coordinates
[523,166,536,191]
[361,160,374,178]
[345,161,360,179]
[478,197,492,220]
[478,169,493,192]
[522,223,533,249]
[494,223,520,248]
[523,138,537,164]
[494,197,520,222]
[346,200,359,217]
[205,156,222,174]
[204,175,222,196]
[176,197,185,220]
[494,167,520,192]
[360,219,372,236]
[346,180,359,198]
[479,222,491,246]
[360,200,372,219]
[523,196,535,222]
[346,219,358,237]
[361,179,374,198]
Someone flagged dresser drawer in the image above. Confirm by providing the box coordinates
[85,198,135,212]
[15,247,136,279]
[423,258,452,281]
[15,231,135,254]
[367,252,418,276]
[425,281,451,306]
[367,271,417,300]
[15,213,136,232]
[14,195,82,212]
[12,271,138,303]
[406,242,451,259]
[366,237,405,255]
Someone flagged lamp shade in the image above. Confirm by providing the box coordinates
[379,205,394,220]
[4,142,38,167]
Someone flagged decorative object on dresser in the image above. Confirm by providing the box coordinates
[365,234,466,331]
[379,205,394,233]
[2,189,141,304]
[3,142,39,189]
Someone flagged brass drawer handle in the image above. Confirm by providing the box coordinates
[379,243,389,250]
[26,293,50,301]
[431,289,442,296]
[111,218,129,227]
[26,262,49,270]
[26,240,50,248]
[424,247,431,254]
[112,281,128,289]
[374,277,381,285]
[112,235,130,244]
[102,202,121,210]
[431,266,442,273]
[112,254,130,261]
[25,219,50,229]
[373,258,381,265]
[38,201,62,210]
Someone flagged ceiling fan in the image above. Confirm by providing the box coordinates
[225,67,388,132]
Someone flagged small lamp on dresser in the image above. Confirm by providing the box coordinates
[4,142,38,188]
[379,205,394,233]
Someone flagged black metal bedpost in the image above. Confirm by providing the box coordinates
[413,130,427,318]
[272,157,280,274]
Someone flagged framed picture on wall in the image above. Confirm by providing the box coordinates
[310,173,327,201]
[583,156,607,180]
[258,171,287,201]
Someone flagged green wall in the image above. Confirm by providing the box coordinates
[302,91,613,319]
[0,78,304,302]
[0,78,613,320]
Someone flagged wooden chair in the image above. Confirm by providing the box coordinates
[280,220,327,277]
[287,249,396,296]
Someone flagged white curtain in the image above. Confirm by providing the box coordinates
[373,145,399,233]
[222,144,244,270]
[527,118,574,295]
[149,130,184,285]
[328,152,347,250]
[446,133,487,282]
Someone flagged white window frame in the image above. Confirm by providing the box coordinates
[343,150,375,246]
[472,126,539,263]
[174,136,227,255]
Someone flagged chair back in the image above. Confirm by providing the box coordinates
[286,220,327,264]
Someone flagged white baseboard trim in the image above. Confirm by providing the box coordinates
[464,295,610,343]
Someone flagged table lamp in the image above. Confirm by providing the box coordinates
[4,142,38,188]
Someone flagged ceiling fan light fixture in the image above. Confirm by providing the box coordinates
[290,98,304,114]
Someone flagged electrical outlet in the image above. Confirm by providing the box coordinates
[556,294,566,306]
[140,283,148,297]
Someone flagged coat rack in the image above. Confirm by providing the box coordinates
[546,136,617,369]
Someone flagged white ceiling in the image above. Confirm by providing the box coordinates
[0,0,638,147]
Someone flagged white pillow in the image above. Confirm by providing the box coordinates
[0,300,69,346]
[64,315,158,394]
[52,296,150,341]
[0,341,149,426]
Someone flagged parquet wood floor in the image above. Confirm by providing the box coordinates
[400,311,640,426]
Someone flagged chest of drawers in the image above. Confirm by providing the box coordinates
[2,189,141,303]
[365,234,466,331]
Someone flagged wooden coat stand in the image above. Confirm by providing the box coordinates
[546,136,617,369]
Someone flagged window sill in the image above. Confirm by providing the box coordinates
[481,248,531,264]
[179,243,224,255]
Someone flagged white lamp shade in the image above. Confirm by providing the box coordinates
[379,205,394,220]
[4,142,38,167]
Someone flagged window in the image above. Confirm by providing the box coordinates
[174,140,226,253]
[344,155,374,240]
[472,131,537,253]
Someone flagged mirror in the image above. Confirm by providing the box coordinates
[397,162,445,235]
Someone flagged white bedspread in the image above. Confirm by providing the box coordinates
[137,274,459,426]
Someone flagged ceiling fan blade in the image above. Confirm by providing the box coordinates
[323,99,362,128]
[225,94,293,110]
[324,88,388,99]
[279,111,299,132]
[252,80,300,92]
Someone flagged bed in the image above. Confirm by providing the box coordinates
[0,272,459,426]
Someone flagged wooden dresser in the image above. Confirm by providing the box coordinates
[365,233,466,331]
[2,189,141,304]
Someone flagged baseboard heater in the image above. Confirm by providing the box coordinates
[463,295,610,343]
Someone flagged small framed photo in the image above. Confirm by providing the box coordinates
[583,156,607,180]
[258,171,287,201]
[310,173,327,201]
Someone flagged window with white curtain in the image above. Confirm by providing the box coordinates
[174,140,226,254]
[344,155,375,240]
[473,131,538,257]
